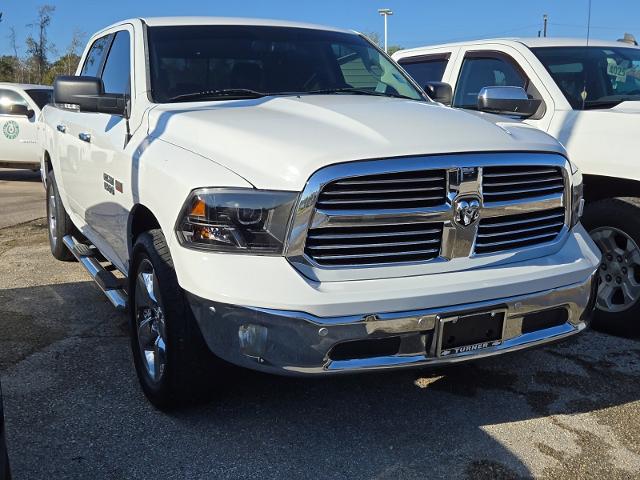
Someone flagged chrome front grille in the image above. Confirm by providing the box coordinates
[305,222,443,266]
[483,166,564,202]
[475,208,566,255]
[317,170,447,210]
[286,153,571,282]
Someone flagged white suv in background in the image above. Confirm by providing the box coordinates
[0,83,53,170]
[395,38,640,332]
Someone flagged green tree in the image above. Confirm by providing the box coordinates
[0,55,17,82]
[25,4,56,83]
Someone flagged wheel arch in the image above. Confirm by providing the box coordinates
[128,204,162,263]
[583,174,640,204]
[41,150,53,187]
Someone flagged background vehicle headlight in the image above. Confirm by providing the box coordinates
[570,163,584,228]
[176,188,298,254]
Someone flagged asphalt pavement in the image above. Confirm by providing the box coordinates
[1,172,640,479]
[0,169,45,229]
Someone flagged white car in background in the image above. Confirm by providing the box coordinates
[394,38,640,332]
[0,83,53,170]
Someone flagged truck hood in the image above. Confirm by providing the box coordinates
[551,105,640,181]
[148,95,565,190]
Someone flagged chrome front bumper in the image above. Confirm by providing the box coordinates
[187,272,598,376]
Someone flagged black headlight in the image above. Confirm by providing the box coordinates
[176,188,298,255]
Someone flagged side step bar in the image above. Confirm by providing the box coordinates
[62,235,128,311]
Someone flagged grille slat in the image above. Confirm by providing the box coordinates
[305,221,443,266]
[323,186,444,195]
[477,221,564,238]
[333,176,444,186]
[483,168,558,178]
[312,248,441,262]
[317,170,447,211]
[483,166,564,202]
[318,195,445,206]
[308,227,441,240]
[475,208,565,255]
[307,238,441,250]
[479,212,565,230]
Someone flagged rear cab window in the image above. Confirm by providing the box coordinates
[397,54,450,87]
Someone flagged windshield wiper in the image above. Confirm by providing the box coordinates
[305,87,417,100]
[166,89,269,103]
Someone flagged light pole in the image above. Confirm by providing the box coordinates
[378,8,393,53]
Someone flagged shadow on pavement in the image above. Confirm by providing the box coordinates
[1,281,640,479]
[0,169,41,183]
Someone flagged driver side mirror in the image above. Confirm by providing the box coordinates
[477,86,541,118]
[54,75,127,116]
[8,104,35,119]
[424,81,452,106]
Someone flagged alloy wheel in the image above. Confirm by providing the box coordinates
[48,190,57,247]
[591,226,640,313]
[134,259,168,383]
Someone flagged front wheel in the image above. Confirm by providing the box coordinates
[45,170,75,261]
[129,229,223,409]
[582,198,640,335]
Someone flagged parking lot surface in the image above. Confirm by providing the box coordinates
[0,182,639,479]
[0,169,45,229]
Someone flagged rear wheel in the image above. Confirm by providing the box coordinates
[46,170,75,261]
[582,198,640,334]
[130,229,222,409]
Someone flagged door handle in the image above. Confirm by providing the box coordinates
[78,132,92,143]
[56,124,66,133]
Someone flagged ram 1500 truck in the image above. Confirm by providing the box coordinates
[394,38,640,331]
[40,18,600,408]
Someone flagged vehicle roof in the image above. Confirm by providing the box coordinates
[398,37,640,55]
[98,16,353,35]
[0,82,52,90]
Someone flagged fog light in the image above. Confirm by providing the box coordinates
[238,324,268,358]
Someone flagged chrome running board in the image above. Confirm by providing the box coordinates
[62,235,128,311]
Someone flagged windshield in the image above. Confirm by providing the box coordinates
[532,46,640,109]
[147,25,424,103]
[24,89,53,109]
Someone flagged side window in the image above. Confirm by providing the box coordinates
[101,31,131,95]
[453,55,527,108]
[398,57,449,87]
[81,35,112,77]
[0,89,28,115]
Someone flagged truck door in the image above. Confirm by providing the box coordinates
[0,88,39,166]
[449,48,555,131]
[75,28,134,266]
[57,34,112,220]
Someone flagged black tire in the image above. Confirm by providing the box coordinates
[129,229,222,409]
[45,170,75,261]
[581,197,640,335]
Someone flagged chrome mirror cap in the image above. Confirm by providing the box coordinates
[477,86,541,118]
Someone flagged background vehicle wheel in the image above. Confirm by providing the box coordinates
[46,170,75,262]
[130,229,222,409]
[582,198,640,335]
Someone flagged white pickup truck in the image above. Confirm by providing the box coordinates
[40,18,600,408]
[0,83,52,169]
[394,38,640,331]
